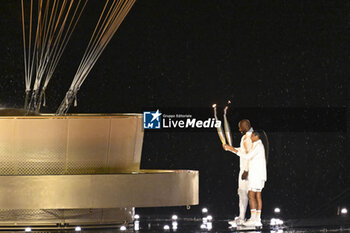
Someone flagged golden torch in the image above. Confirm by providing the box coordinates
[223,100,233,146]
[212,104,226,145]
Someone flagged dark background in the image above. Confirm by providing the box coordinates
[0,1,348,219]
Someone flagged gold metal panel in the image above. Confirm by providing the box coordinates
[66,118,110,174]
[0,171,199,209]
[15,119,67,175]
[0,115,144,175]
[0,113,143,119]
[108,116,143,172]
[0,114,199,226]
[0,208,134,225]
[0,119,15,175]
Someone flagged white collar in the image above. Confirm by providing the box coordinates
[253,139,262,145]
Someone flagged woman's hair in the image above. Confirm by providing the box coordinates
[253,129,269,164]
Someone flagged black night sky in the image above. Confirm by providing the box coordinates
[0,1,348,219]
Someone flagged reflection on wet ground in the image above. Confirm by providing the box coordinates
[1,215,349,233]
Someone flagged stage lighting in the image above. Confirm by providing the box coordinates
[202,217,208,223]
[270,218,277,226]
[134,221,140,231]
[207,222,213,230]
[172,222,178,230]
[341,208,348,215]
[277,219,284,225]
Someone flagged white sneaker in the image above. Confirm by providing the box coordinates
[228,220,236,225]
[234,217,245,226]
[243,218,256,227]
[243,218,263,228]
[255,219,262,227]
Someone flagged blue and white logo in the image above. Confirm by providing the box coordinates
[143,110,162,129]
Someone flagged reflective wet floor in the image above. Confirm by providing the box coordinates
[1,216,349,233]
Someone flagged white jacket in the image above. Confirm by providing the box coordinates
[234,127,254,171]
[245,139,267,182]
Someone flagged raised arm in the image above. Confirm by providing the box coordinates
[222,144,250,179]
[222,144,239,154]
[222,136,253,157]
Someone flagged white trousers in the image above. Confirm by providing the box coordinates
[237,169,249,219]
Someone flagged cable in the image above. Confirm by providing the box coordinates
[56,0,136,115]
[21,0,86,112]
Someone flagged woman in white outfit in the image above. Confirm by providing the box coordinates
[224,129,268,227]
[243,130,268,227]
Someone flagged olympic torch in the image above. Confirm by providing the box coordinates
[223,100,233,146]
[212,104,226,145]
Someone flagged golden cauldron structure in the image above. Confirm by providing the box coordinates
[0,111,198,226]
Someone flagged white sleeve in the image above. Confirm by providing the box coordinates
[243,136,253,154]
[234,136,253,157]
[227,147,240,157]
[244,143,261,160]
[229,147,250,171]
[229,136,252,171]
[232,147,244,157]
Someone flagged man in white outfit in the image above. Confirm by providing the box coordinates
[224,119,253,226]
